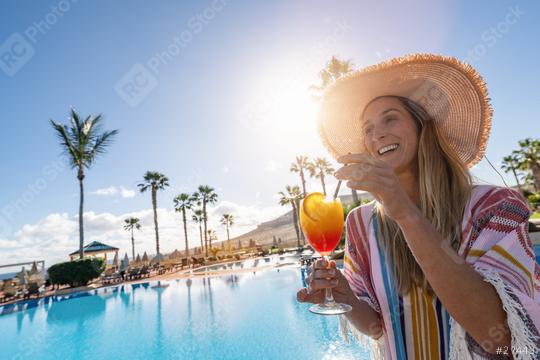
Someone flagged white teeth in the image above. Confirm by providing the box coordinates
[378,144,399,155]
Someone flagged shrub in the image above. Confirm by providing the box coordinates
[48,258,105,287]
[528,192,540,208]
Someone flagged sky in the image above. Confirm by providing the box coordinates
[0,0,539,268]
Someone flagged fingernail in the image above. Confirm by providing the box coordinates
[329,269,336,275]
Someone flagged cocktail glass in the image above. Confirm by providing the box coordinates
[300,192,352,315]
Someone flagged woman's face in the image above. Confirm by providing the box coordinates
[361,97,420,175]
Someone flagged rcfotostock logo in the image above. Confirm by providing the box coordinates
[114,0,228,107]
[0,33,36,77]
[114,64,159,108]
[0,0,79,77]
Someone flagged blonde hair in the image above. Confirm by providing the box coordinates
[364,96,472,295]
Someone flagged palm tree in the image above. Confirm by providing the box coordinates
[123,217,141,261]
[192,208,205,254]
[174,193,193,257]
[51,109,119,259]
[311,56,359,204]
[220,214,234,250]
[194,186,218,257]
[290,156,310,198]
[138,172,169,259]
[207,229,218,250]
[310,56,355,97]
[307,157,335,196]
[514,138,540,191]
[501,154,524,193]
[278,185,303,247]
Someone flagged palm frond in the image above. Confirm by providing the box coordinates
[50,120,80,168]
[86,129,119,167]
[52,110,118,170]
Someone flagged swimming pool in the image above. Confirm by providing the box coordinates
[0,266,370,360]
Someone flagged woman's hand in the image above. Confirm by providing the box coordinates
[334,153,418,222]
[297,258,353,305]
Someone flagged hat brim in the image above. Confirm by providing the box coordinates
[317,53,492,168]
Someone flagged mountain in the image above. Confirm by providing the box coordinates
[225,193,374,249]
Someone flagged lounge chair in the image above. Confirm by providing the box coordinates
[138,266,150,278]
[2,282,20,302]
[102,272,122,285]
[126,267,141,280]
[24,282,41,299]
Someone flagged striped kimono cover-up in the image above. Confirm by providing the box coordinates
[339,185,540,359]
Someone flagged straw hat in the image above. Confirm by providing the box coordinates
[317,53,492,168]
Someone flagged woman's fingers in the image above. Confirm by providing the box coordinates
[337,153,380,166]
[335,163,390,182]
[296,288,324,304]
[313,268,338,280]
[310,278,339,290]
[306,261,341,291]
[312,258,336,270]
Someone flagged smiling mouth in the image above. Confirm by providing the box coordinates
[378,143,399,156]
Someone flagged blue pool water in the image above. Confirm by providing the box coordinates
[0,266,371,360]
[535,244,540,264]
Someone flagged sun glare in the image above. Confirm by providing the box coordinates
[246,69,320,153]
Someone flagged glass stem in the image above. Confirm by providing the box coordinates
[323,255,336,305]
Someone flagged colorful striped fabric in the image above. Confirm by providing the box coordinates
[341,185,540,359]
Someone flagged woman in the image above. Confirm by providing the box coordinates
[296,54,540,359]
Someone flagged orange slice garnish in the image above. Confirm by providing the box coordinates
[302,192,326,222]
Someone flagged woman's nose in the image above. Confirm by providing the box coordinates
[372,127,387,140]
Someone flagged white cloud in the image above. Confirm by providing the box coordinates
[223,166,230,173]
[120,188,135,198]
[91,186,135,198]
[0,201,287,268]
[91,186,118,196]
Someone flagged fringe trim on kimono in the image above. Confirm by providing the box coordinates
[339,315,386,359]
[449,267,540,360]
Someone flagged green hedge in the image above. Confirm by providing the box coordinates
[47,258,105,287]
[528,192,540,208]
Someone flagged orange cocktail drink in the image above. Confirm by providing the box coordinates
[299,192,351,315]
[299,192,344,256]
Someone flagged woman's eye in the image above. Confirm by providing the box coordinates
[385,117,395,123]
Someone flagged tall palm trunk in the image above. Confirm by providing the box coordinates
[77,167,85,260]
[351,189,359,206]
[203,202,208,257]
[226,224,230,250]
[199,223,203,254]
[131,228,135,260]
[291,202,301,248]
[320,173,327,196]
[510,167,523,193]
[152,187,160,257]
[530,161,540,191]
[300,171,307,197]
[182,209,189,256]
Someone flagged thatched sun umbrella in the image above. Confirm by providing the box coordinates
[151,253,164,264]
[170,249,181,260]
[121,253,129,271]
[17,267,27,286]
[113,252,119,267]
[135,254,142,264]
[30,261,39,275]
[142,252,149,264]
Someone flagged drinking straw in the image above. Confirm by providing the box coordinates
[332,180,342,200]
